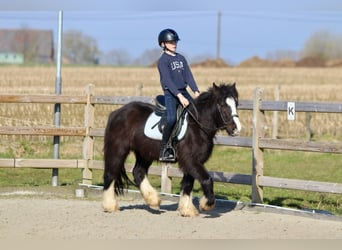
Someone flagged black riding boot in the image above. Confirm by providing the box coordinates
[159,125,176,162]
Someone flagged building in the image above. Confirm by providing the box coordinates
[0,52,24,64]
[0,29,54,64]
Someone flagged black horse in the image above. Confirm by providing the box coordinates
[102,83,241,217]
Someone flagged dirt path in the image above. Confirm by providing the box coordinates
[0,187,341,239]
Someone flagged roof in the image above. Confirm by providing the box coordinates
[0,29,53,61]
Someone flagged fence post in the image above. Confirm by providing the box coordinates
[305,112,313,140]
[161,163,172,193]
[272,84,280,139]
[135,83,143,96]
[82,84,95,184]
[252,87,264,203]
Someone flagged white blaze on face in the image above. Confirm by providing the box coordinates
[226,97,242,134]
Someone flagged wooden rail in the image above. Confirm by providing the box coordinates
[0,84,342,204]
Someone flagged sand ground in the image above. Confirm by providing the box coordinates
[0,186,341,239]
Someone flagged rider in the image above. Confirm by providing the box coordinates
[157,28,201,162]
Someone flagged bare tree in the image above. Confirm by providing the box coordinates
[16,25,39,63]
[133,48,161,66]
[301,30,342,60]
[265,50,299,61]
[101,49,132,66]
[63,30,100,64]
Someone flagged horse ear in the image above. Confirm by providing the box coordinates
[212,82,218,89]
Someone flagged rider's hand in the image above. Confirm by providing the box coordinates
[194,91,200,98]
[177,93,190,107]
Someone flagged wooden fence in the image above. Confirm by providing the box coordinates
[0,84,341,203]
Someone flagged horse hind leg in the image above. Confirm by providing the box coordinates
[102,157,131,212]
[178,174,199,217]
[102,159,125,212]
[102,137,130,212]
[102,181,119,212]
[133,154,161,210]
[199,177,216,212]
[140,177,161,210]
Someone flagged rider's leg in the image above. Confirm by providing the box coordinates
[159,92,177,162]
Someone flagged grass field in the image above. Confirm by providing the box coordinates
[0,65,341,215]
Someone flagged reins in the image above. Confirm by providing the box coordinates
[185,102,233,136]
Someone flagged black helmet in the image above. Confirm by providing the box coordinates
[158,29,180,47]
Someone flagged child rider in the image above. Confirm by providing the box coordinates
[157,28,200,162]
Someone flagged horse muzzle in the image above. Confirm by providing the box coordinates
[230,115,241,136]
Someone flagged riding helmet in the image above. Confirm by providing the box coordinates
[158,29,180,47]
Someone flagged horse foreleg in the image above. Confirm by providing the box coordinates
[178,191,199,217]
[199,177,216,211]
[140,177,161,209]
[178,174,199,217]
[102,181,119,212]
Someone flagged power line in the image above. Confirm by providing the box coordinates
[222,11,342,23]
[0,11,341,25]
[0,11,216,21]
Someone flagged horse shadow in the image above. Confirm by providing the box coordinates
[119,203,177,215]
[192,197,238,218]
[120,196,238,218]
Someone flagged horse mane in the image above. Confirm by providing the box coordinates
[195,82,238,107]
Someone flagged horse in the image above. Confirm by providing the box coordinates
[102,82,241,217]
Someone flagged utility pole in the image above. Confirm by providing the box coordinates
[52,10,63,186]
[216,11,221,60]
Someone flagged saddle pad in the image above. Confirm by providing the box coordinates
[144,112,188,141]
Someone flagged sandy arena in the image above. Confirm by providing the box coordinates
[0,186,341,239]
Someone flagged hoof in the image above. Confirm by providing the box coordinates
[140,177,161,209]
[199,196,215,211]
[144,195,161,209]
[102,200,119,213]
[178,193,199,217]
[149,204,160,211]
[102,181,119,212]
[178,206,199,217]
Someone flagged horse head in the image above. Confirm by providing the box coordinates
[212,82,242,136]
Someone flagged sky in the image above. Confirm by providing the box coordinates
[1,0,342,64]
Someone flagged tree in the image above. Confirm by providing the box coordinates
[133,48,161,66]
[100,49,132,66]
[63,30,100,64]
[17,29,37,63]
[265,50,299,61]
[301,30,342,60]
[133,49,161,66]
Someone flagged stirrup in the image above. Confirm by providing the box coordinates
[159,146,176,162]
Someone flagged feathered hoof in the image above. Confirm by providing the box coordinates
[178,201,199,217]
[178,193,199,217]
[102,199,119,213]
[178,206,199,217]
[199,196,215,211]
[149,204,161,211]
[145,196,161,210]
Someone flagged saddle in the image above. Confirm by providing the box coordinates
[144,95,188,141]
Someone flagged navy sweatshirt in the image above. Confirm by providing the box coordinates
[157,52,199,96]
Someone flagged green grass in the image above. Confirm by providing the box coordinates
[0,141,341,215]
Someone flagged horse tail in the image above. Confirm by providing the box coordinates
[103,109,137,196]
[114,166,137,196]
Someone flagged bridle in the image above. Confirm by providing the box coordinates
[216,103,239,129]
[185,102,238,136]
